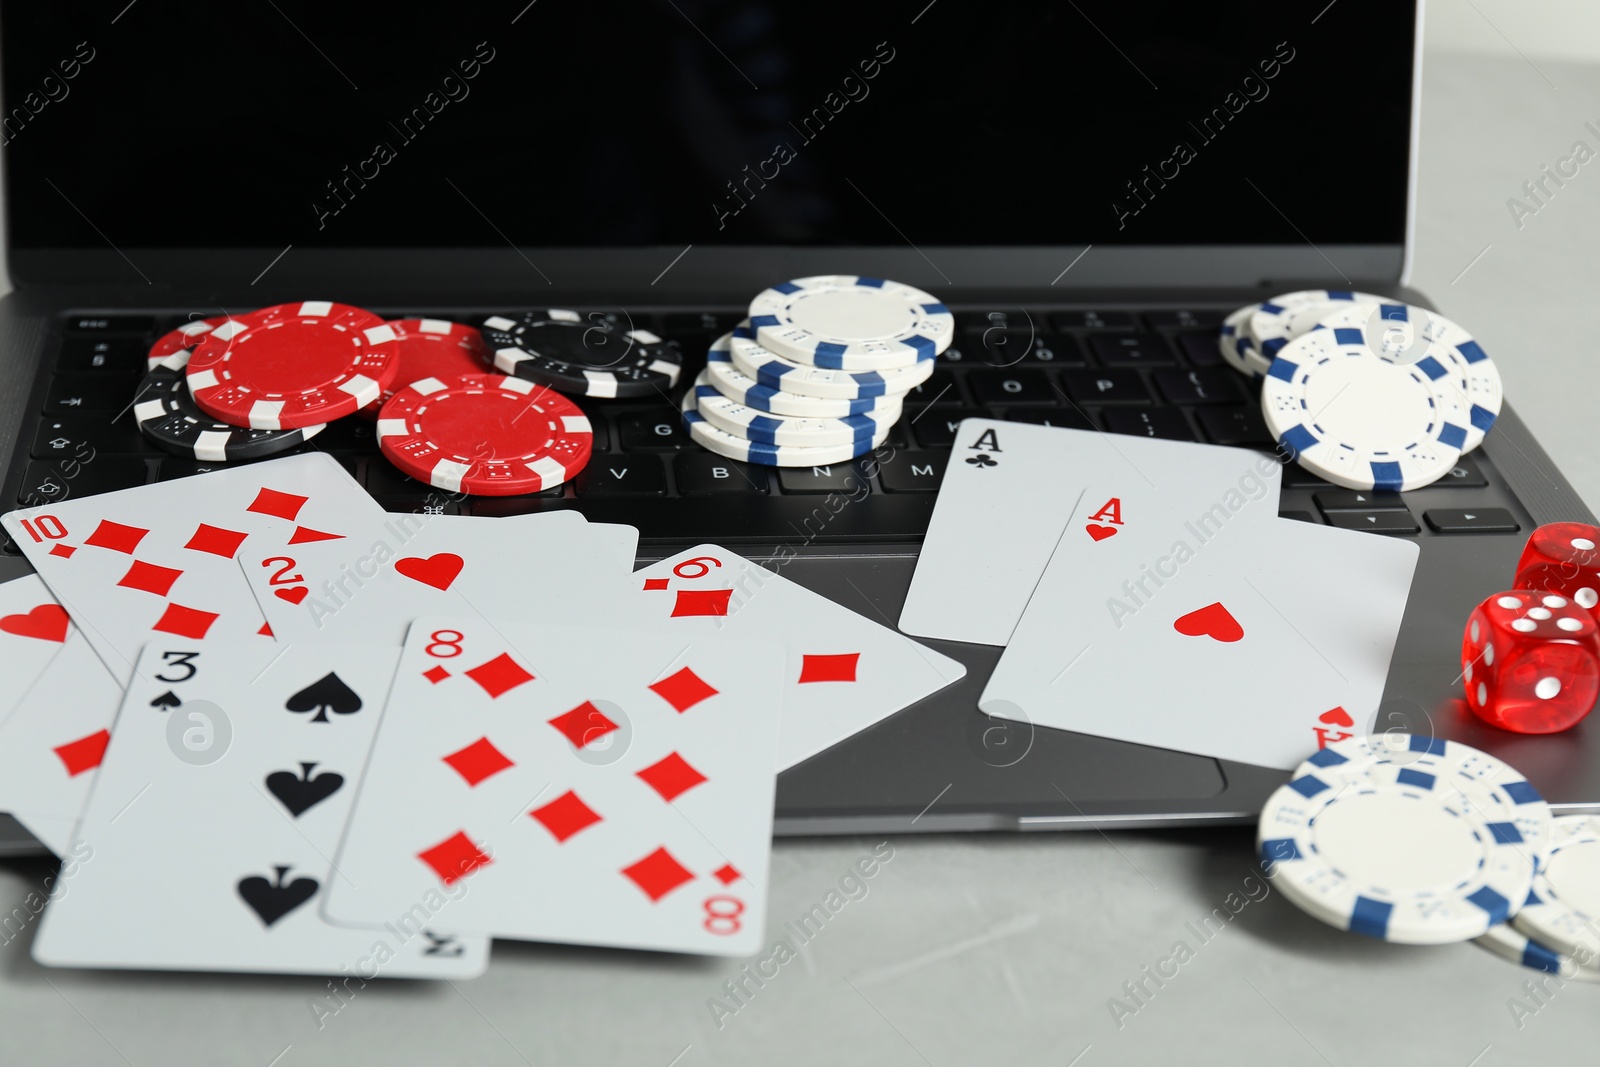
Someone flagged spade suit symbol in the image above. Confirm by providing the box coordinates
[285,672,362,724]
[236,865,319,927]
[264,762,345,818]
[149,691,181,710]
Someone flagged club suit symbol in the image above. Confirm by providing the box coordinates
[965,454,998,468]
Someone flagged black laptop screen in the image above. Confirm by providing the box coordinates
[1,1,1414,250]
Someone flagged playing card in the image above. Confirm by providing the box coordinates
[981,496,1419,770]
[32,638,489,977]
[324,616,784,957]
[0,574,74,719]
[238,509,638,644]
[898,419,1283,646]
[0,632,120,856]
[625,545,966,768]
[1,453,385,682]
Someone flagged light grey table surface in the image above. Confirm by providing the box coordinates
[4,50,1600,1067]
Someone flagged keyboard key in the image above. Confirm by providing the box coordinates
[1145,310,1224,329]
[776,462,870,495]
[673,453,770,494]
[1197,407,1273,447]
[17,457,149,505]
[158,458,233,481]
[32,416,152,458]
[1315,489,1408,512]
[664,311,739,334]
[909,407,988,448]
[312,418,379,453]
[900,370,961,406]
[877,451,946,493]
[1281,510,1320,524]
[1424,508,1519,534]
[469,497,574,517]
[997,408,1096,431]
[617,411,688,451]
[377,499,465,516]
[1052,310,1134,330]
[962,324,1031,366]
[937,341,977,365]
[1326,510,1420,535]
[963,324,1081,366]
[1088,333,1174,366]
[1436,454,1488,488]
[1060,369,1149,405]
[966,369,1058,406]
[365,461,478,502]
[1154,368,1240,405]
[1280,463,1334,489]
[55,337,147,375]
[1102,408,1195,441]
[574,455,668,496]
[45,375,134,414]
[1020,333,1083,365]
[63,314,156,336]
[1174,332,1225,368]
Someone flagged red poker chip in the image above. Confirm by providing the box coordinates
[356,319,492,420]
[147,316,229,371]
[186,301,400,429]
[377,373,593,496]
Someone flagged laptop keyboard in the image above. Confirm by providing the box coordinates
[2,306,1528,549]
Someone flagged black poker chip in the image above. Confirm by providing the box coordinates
[480,309,683,399]
[132,355,324,461]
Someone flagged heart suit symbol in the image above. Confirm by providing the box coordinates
[0,603,69,642]
[1173,602,1244,643]
[1319,707,1355,727]
[1085,524,1118,542]
[395,553,464,591]
[275,586,309,605]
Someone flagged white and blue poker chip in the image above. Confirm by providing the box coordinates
[1218,303,1266,378]
[727,320,934,400]
[1245,289,1385,365]
[1512,815,1600,961]
[1296,733,1554,873]
[1259,733,1537,944]
[1261,326,1469,491]
[747,275,953,371]
[1310,302,1501,453]
[1476,909,1600,981]
[689,371,900,449]
[705,333,895,418]
[680,387,888,468]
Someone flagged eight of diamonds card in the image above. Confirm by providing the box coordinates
[32,639,489,977]
[324,617,784,957]
[1,453,386,681]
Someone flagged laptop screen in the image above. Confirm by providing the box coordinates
[1,1,1414,252]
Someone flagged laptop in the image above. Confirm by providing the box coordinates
[0,0,1592,855]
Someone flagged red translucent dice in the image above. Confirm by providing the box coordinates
[1462,590,1600,733]
[1515,521,1600,619]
